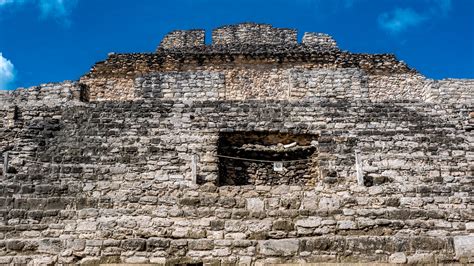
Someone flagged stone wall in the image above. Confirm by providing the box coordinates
[133,67,474,104]
[289,68,367,100]
[367,74,431,102]
[79,52,473,104]
[428,79,474,104]
[136,67,368,101]
[0,82,85,177]
[159,30,205,50]
[0,96,472,264]
[223,66,291,100]
[83,22,415,102]
[0,23,473,264]
[212,23,297,46]
[0,81,83,107]
[80,76,135,101]
[302,32,338,49]
[80,23,474,104]
[138,71,224,100]
[80,52,414,102]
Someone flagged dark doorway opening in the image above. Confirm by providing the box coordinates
[217,131,319,186]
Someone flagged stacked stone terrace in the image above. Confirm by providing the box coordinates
[0,23,473,264]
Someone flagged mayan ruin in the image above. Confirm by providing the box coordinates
[0,22,473,264]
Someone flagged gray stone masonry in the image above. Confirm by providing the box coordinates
[0,23,473,264]
[160,30,206,49]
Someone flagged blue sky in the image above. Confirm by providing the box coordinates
[0,0,473,90]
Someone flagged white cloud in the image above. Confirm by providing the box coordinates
[0,0,26,6]
[378,8,428,34]
[0,53,15,90]
[378,0,453,34]
[38,0,77,26]
[0,0,77,26]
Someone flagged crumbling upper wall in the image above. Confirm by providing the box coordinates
[31,23,469,105]
[157,23,338,50]
[428,79,474,104]
[211,23,298,46]
[82,50,474,104]
[80,51,414,102]
[302,32,338,49]
[0,81,84,108]
[0,82,85,150]
[159,29,205,49]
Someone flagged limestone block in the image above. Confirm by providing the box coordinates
[406,253,435,264]
[318,197,340,210]
[38,239,63,254]
[258,239,299,256]
[247,198,264,211]
[466,222,474,231]
[213,248,232,257]
[124,256,149,264]
[454,236,474,259]
[76,221,98,231]
[389,252,407,264]
[77,208,99,219]
[295,217,322,228]
[337,220,357,230]
[188,240,214,250]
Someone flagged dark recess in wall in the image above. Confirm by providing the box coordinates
[217,131,319,186]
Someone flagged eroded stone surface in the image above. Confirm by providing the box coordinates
[454,236,474,259]
[0,23,472,264]
[389,252,407,264]
[259,239,299,256]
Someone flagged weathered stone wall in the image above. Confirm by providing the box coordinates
[428,79,474,104]
[80,23,474,104]
[289,68,367,100]
[223,66,291,100]
[367,74,431,102]
[302,32,338,49]
[136,67,368,101]
[0,96,472,264]
[138,71,224,100]
[134,67,474,104]
[0,81,83,107]
[80,76,135,101]
[160,30,205,50]
[212,23,297,46]
[80,53,474,104]
[1,23,473,264]
[82,36,415,102]
[0,81,85,178]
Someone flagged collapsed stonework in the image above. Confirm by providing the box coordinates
[0,23,473,264]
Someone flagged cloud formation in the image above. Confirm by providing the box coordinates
[0,0,77,26]
[378,0,452,34]
[378,8,428,33]
[38,0,77,26]
[0,53,15,90]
